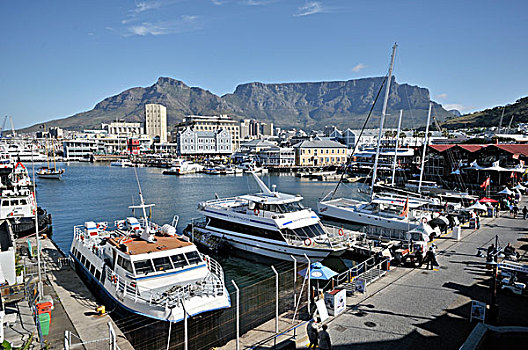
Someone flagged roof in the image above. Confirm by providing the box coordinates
[292,139,347,149]
[429,145,455,152]
[429,144,488,153]
[109,235,192,255]
[492,144,528,157]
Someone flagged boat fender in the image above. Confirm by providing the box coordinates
[304,238,312,246]
[338,228,344,236]
[254,208,260,216]
[111,275,117,284]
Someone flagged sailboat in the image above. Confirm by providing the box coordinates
[37,132,64,180]
[318,44,434,232]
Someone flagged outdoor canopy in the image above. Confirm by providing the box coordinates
[497,187,514,195]
[479,197,498,203]
[467,202,488,211]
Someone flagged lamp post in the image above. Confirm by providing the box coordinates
[489,235,499,324]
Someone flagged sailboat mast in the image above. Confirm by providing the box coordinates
[418,102,432,194]
[498,106,505,134]
[371,43,397,200]
[390,109,403,186]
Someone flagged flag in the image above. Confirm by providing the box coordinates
[510,171,515,178]
[480,177,490,189]
[400,197,409,217]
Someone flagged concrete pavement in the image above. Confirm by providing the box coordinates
[297,211,528,349]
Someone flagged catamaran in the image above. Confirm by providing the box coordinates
[69,172,230,322]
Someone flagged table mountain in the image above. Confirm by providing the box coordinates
[22,76,452,132]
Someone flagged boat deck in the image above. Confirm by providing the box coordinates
[108,234,192,255]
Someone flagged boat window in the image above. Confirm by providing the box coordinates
[80,255,86,265]
[1,201,8,206]
[94,270,101,281]
[170,254,187,269]
[133,260,154,275]
[185,251,202,265]
[20,199,27,205]
[153,257,173,272]
[89,264,96,275]
[117,255,133,274]
[283,223,326,239]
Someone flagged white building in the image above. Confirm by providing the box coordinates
[258,146,295,167]
[175,127,232,156]
[63,139,99,161]
[102,122,143,136]
[0,221,16,285]
[176,115,240,150]
[145,104,167,143]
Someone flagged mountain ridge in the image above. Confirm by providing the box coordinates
[21,76,453,132]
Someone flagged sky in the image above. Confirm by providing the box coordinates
[1,0,527,129]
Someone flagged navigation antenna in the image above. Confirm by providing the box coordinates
[130,167,156,242]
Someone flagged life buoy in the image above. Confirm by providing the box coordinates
[421,217,428,223]
[338,228,344,236]
[304,238,312,246]
[254,208,260,215]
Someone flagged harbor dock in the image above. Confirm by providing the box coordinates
[6,237,134,350]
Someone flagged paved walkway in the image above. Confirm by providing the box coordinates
[294,211,528,349]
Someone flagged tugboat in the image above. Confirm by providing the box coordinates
[69,172,230,322]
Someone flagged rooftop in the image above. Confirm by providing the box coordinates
[108,234,192,255]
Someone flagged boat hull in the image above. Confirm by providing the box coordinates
[318,201,420,231]
[192,226,343,262]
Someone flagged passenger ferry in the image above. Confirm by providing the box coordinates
[190,173,361,262]
[69,179,230,322]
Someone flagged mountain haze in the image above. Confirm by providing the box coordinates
[23,77,453,132]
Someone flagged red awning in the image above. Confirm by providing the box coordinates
[479,197,498,203]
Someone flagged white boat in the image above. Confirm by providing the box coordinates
[110,159,133,167]
[163,159,204,175]
[69,176,230,323]
[3,141,47,162]
[191,173,359,262]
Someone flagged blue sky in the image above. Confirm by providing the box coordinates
[1,0,527,128]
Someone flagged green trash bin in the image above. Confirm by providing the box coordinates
[39,313,51,336]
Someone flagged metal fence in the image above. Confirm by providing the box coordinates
[114,260,309,350]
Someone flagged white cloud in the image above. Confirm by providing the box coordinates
[435,93,448,99]
[135,1,164,13]
[294,1,324,17]
[127,15,201,36]
[244,0,272,5]
[352,63,366,73]
[443,103,466,111]
[211,0,226,4]
[87,32,94,36]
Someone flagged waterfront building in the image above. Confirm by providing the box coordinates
[293,139,347,166]
[169,126,232,156]
[102,121,143,137]
[175,115,239,150]
[63,139,99,161]
[257,146,295,167]
[145,104,168,143]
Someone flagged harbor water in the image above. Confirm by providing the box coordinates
[33,162,366,287]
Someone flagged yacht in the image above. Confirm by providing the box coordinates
[69,177,230,322]
[163,159,204,175]
[190,173,358,262]
[110,159,134,167]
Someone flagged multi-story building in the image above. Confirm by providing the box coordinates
[145,104,167,143]
[240,119,273,140]
[258,146,295,167]
[176,115,240,150]
[173,127,232,156]
[102,122,143,136]
[63,139,99,161]
[293,139,348,166]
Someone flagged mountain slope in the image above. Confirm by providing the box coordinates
[443,96,528,129]
[22,76,452,132]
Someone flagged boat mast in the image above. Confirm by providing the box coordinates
[371,43,397,201]
[390,109,403,186]
[498,106,505,134]
[418,102,432,194]
[131,168,155,241]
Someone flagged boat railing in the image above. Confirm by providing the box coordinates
[200,197,248,208]
[324,225,367,245]
[104,257,226,311]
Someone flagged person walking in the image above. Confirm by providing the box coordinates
[425,247,438,270]
[523,206,527,220]
[306,317,320,349]
[318,324,332,350]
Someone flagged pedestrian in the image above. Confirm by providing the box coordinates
[318,324,332,350]
[476,214,480,229]
[514,205,519,217]
[306,317,320,349]
[425,246,438,270]
[523,206,527,220]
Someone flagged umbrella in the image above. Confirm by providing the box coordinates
[465,160,484,170]
[513,183,526,191]
[483,160,510,172]
[467,202,487,211]
[298,262,338,291]
[497,187,514,195]
[479,197,498,203]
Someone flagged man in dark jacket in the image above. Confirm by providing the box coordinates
[306,317,319,349]
[319,324,332,350]
[425,247,438,270]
